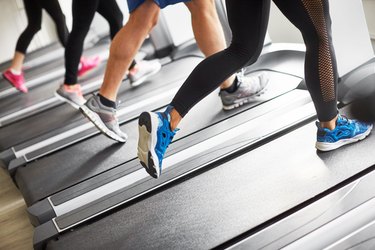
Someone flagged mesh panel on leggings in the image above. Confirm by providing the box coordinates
[302,0,335,102]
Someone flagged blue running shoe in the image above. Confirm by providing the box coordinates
[137,106,178,178]
[316,115,373,151]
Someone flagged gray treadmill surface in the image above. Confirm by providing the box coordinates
[0,38,156,149]
[0,43,110,124]
[233,165,375,250]
[0,39,110,98]
[14,56,202,205]
[0,64,107,150]
[0,37,111,91]
[0,58,63,93]
[15,71,300,206]
[0,42,61,74]
[46,105,375,250]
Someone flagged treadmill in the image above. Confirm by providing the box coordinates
[3,0,303,208]
[0,38,159,171]
[34,103,375,250]
[0,36,110,101]
[31,0,375,248]
[0,42,62,73]
[0,41,110,127]
[22,68,304,212]
[3,53,203,175]
[15,6,307,210]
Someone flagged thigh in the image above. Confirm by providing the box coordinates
[39,0,64,20]
[97,0,122,21]
[225,0,270,49]
[272,0,316,35]
[23,0,42,25]
[71,0,99,30]
[127,0,189,13]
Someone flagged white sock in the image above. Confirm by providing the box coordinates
[10,68,22,75]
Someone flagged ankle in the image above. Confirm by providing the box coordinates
[9,68,22,75]
[320,115,338,130]
[169,108,182,131]
[128,64,139,75]
[64,84,79,90]
[222,77,239,93]
[220,75,236,90]
[98,93,117,108]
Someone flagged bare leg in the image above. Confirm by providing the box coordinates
[170,108,182,130]
[10,52,25,72]
[320,115,338,130]
[185,0,235,89]
[99,0,160,101]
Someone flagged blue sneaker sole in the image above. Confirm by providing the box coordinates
[138,112,160,179]
[316,124,373,151]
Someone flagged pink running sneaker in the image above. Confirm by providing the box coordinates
[2,69,28,93]
[77,56,101,77]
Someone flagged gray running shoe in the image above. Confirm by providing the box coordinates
[128,59,161,86]
[55,84,86,109]
[80,95,128,143]
[219,72,269,110]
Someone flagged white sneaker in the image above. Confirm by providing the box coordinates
[128,59,161,87]
[219,72,269,110]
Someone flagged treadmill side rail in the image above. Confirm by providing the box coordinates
[0,147,16,169]
[8,156,27,176]
[27,198,56,227]
[33,221,59,250]
[227,167,375,250]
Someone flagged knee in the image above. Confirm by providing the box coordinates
[26,22,42,34]
[111,8,124,29]
[117,11,124,27]
[227,42,261,67]
[129,1,159,32]
[187,0,216,19]
[128,15,158,33]
[302,25,328,48]
[55,14,66,25]
[68,27,88,46]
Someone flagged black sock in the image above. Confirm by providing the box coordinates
[98,93,116,109]
[222,77,239,93]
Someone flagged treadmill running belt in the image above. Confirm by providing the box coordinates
[0,65,107,151]
[16,71,300,206]
[45,105,375,250]
[14,56,202,204]
[0,38,154,149]
[0,42,62,75]
[0,41,110,101]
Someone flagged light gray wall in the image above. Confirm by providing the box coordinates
[0,0,57,63]
[268,2,303,44]
[0,0,129,64]
[268,0,375,53]
[363,0,375,50]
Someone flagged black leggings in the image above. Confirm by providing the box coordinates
[171,0,338,122]
[16,0,68,54]
[64,0,136,85]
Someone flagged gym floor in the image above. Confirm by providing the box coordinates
[0,168,33,250]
